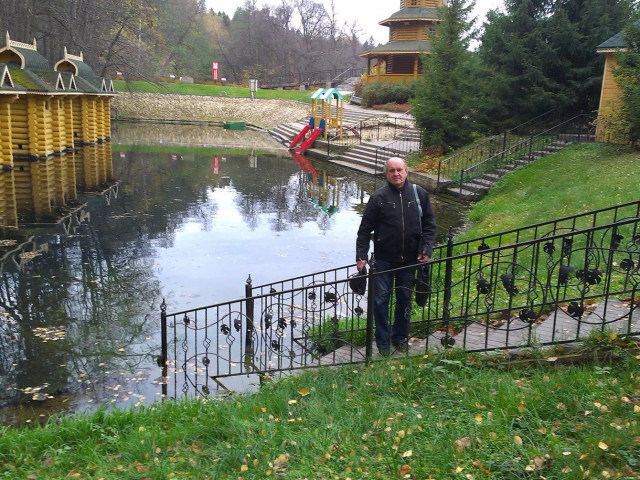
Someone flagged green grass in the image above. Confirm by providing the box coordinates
[459,143,639,239]
[113,80,318,103]
[0,341,637,479]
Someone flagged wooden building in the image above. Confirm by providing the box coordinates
[359,0,444,85]
[595,19,640,142]
[0,32,115,228]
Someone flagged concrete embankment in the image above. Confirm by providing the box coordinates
[112,92,310,129]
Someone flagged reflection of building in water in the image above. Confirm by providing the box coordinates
[0,32,115,230]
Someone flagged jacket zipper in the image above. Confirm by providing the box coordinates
[400,190,405,261]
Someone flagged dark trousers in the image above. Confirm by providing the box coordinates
[373,259,414,348]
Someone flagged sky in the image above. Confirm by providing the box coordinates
[205,0,505,45]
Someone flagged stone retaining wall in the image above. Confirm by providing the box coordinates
[112,93,310,129]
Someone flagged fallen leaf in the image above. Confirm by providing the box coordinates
[298,387,310,396]
[514,435,523,446]
[598,442,609,451]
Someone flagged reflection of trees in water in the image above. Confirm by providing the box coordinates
[0,208,161,409]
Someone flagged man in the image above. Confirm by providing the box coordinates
[356,157,437,355]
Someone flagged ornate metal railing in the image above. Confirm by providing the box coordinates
[160,202,639,398]
[437,113,594,186]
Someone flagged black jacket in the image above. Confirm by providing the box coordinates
[356,181,437,263]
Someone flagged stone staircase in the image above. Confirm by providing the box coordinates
[443,140,572,201]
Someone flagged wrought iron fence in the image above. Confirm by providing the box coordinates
[160,203,639,398]
[436,112,592,186]
[452,114,595,189]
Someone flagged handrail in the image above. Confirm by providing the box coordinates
[437,109,558,184]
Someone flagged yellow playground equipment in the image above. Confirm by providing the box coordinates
[289,88,345,154]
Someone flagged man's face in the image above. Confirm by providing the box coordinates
[385,159,407,189]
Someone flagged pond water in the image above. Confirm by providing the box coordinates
[0,123,468,426]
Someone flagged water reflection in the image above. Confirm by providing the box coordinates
[0,125,468,425]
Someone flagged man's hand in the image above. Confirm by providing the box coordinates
[356,259,368,272]
[417,254,430,263]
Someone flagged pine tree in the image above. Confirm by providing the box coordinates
[410,0,476,153]
[613,20,640,145]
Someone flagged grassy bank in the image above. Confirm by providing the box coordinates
[113,80,316,103]
[1,143,638,479]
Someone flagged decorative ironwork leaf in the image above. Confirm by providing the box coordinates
[271,340,280,351]
[264,313,272,328]
[355,306,364,316]
[330,315,339,327]
[562,238,573,257]
[307,290,317,301]
[500,274,519,295]
[620,258,635,271]
[611,233,624,250]
[558,264,574,285]
[478,242,490,252]
[543,242,555,255]
[183,314,191,325]
[567,301,585,318]
[234,318,242,332]
[441,336,455,347]
[577,268,602,285]
[324,291,337,303]
[202,357,210,366]
[278,317,287,329]
[270,287,277,295]
[220,324,230,335]
[202,385,210,395]
[476,277,491,294]
[519,309,537,323]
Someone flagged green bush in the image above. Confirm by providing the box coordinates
[360,81,417,107]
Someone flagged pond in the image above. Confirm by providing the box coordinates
[0,123,469,426]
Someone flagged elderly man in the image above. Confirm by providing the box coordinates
[356,157,437,355]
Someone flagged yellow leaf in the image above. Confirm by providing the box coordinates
[401,450,413,458]
[287,399,296,405]
[598,442,609,451]
[241,465,248,472]
[514,435,523,446]
[298,387,310,396]
[474,414,482,425]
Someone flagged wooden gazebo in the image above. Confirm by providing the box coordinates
[359,0,444,84]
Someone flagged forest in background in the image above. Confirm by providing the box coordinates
[0,0,369,84]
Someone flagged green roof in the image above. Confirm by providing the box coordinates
[361,40,431,56]
[10,44,50,71]
[597,18,640,51]
[6,66,57,92]
[380,7,441,25]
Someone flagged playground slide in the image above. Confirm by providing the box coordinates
[295,128,322,154]
[288,124,312,149]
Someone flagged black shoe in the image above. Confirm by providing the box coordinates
[392,341,408,353]
[377,345,390,356]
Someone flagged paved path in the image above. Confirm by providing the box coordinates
[322,299,638,363]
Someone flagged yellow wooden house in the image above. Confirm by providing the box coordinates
[595,20,640,142]
[0,32,115,228]
[360,0,444,84]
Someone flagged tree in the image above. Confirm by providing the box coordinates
[411,0,477,153]
[613,20,640,145]
[478,0,636,131]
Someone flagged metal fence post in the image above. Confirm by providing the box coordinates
[442,229,455,348]
[245,275,255,354]
[365,256,376,361]
[160,299,168,397]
